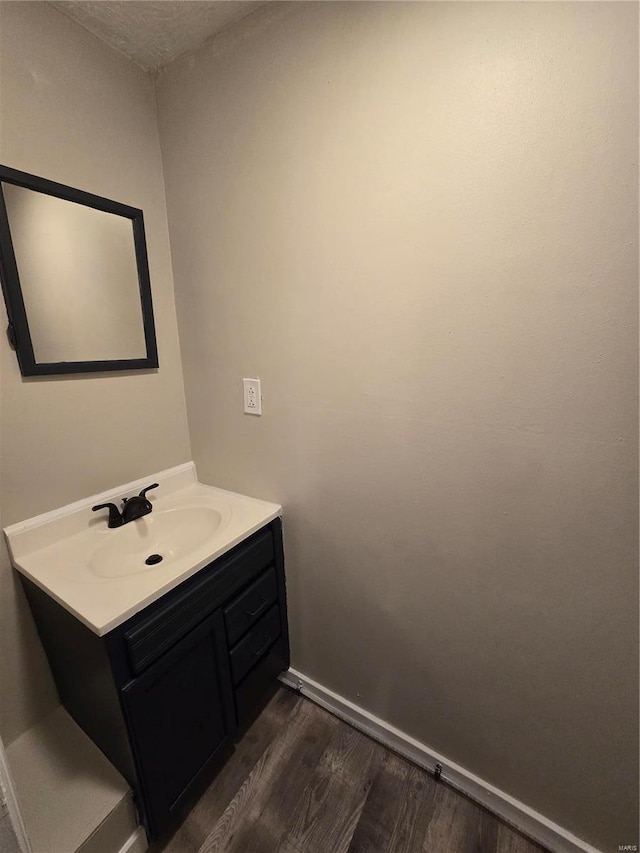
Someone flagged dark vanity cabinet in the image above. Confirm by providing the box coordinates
[21,519,289,840]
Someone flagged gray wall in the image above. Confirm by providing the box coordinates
[0,1,191,744]
[156,3,639,850]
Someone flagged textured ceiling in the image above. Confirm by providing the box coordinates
[49,1,265,71]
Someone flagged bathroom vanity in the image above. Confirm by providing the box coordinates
[4,464,289,840]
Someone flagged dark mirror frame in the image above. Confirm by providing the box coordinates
[0,164,158,376]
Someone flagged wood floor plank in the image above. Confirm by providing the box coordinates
[198,695,341,853]
[348,752,444,853]
[386,764,440,852]
[474,808,499,853]
[218,713,343,853]
[159,687,300,853]
[347,752,412,853]
[278,720,385,853]
[421,783,485,853]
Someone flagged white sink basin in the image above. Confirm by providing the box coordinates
[4,462,282,635]
[88,507,225,579]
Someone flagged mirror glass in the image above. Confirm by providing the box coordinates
[3,185,147,362]
[0,166,158,376]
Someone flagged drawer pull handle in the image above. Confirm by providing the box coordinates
[251,636,273,658]
[245,598,267,617]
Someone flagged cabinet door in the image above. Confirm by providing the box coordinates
[122,609,234,839]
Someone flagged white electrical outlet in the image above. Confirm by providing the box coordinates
[243,378,262,415]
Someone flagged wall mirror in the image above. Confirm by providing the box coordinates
[0,165,158,376]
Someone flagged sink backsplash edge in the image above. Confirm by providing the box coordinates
[4,462,198,562]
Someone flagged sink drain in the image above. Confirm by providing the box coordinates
[145,554,163,565]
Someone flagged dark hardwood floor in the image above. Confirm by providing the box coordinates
[157,687,548,853]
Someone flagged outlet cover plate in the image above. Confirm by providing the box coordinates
[243,378,262,415]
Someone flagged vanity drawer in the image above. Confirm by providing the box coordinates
[235,637,287,729]
[224,566,278,646]
[124,529,274,675]
[229,604,281,685]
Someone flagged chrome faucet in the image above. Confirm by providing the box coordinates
[92,483,159,528]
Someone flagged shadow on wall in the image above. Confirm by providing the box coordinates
[0,540,59,745]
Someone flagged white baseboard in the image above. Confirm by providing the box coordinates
[117,826,147,853]
[279,668,601,853]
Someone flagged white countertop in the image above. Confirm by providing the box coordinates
[4,463,281,636]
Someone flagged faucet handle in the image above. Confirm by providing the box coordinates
[120,483,158,523]
[92,502,123,528]
[138,483,159,500]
